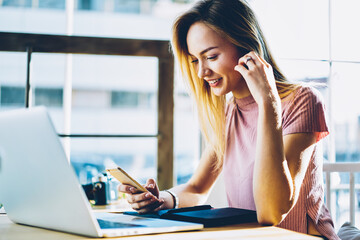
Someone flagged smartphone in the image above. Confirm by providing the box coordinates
[106,167,148,193]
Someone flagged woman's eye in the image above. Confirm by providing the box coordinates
[191,59,198,63]
[207,55,217,60]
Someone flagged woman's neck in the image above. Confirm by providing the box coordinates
[232,84,251,99]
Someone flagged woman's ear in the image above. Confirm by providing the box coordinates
[236,46,248,57]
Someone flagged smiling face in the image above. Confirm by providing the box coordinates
[186,21,250,98]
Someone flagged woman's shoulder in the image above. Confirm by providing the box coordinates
[281,84,329,139]
[284,84,325,106]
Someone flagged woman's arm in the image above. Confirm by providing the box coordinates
[235,51,317,225]
[253,99,316,225]
[162,146,222,208]
[120,145,221,213]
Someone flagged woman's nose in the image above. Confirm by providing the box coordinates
[197,63,210,79]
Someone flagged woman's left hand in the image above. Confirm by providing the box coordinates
[234,51,279,106]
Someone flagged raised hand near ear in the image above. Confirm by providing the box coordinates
[234,51,279,106]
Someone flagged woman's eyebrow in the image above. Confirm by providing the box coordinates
[200,46,218,55]
[189,46,219,57]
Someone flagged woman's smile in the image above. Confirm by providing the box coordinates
[207,77,222,87]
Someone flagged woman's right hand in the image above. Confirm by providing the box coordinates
[118,178,164,213]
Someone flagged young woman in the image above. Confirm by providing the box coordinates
[119,0,339,239]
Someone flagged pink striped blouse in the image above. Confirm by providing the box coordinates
[223,86,339,239]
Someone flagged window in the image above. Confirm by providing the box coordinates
[0,0,199,192]
[34,88,63,107]
[0,86,25,107]
[0,52,27,110]
[111,91,154,109]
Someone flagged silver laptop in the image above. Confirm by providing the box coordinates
[0,107,203,237]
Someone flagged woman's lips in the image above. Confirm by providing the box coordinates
[207,77,222,87]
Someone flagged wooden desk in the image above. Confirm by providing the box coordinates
[0,214,321,240]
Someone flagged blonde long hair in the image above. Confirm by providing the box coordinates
[171,0,299,168]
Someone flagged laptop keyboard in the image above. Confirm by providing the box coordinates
[97,219,144,229]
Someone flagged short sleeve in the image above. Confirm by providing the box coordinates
[282,86,329,142]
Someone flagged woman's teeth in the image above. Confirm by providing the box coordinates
[209,78,221,84]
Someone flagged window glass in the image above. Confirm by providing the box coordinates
[0,0,199,186]
[2,0,65,9]
[331,62,360,159]
[0,52,27,110]
[277,60,330,83]
[72,9,172,39]
[328,174,360,230]
[331,0,360,61]
[70,55,157,135]
[30,53,66,132]
[70,137,157,185]
[250,0,329,60]
[1,86,25,107]
[34,88,63,107]
[39,0,65,9]
[2,0,32,7]
[174,77,200,184]
[0,4,67,34]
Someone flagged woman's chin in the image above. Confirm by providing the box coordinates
[211,88,227,97]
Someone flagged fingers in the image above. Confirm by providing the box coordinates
[145,178,159,196]
[237,51,267,67]
[234,62,247,73]
[128,191,161,204]
[146,178,156,185]
[127,192,159,208]
[245,56,252,66]
[153,202,166,212]
[130,197,165,213]
[145,178,156,190]
[137,200,165,214]
[234,53,254,74]
[234,51,270,74]
[243,52,258,66]
[118,183,139,194]
[124,186,165,213]
[127,191,147,204]
[118,179,164,213]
